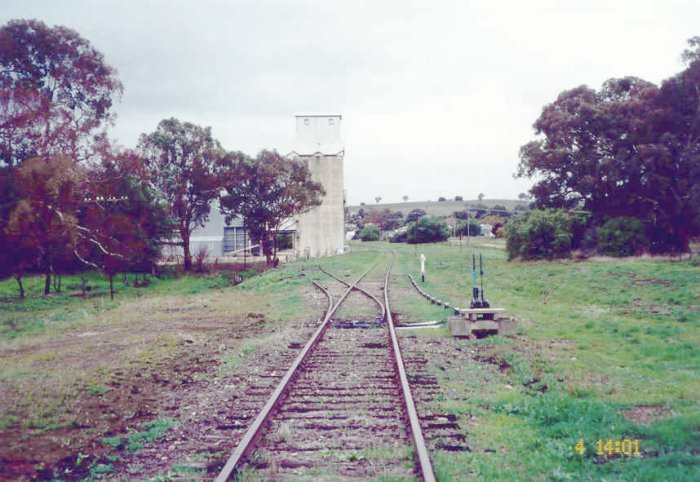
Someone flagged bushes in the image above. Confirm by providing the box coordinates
[456,219,482,237]
[359,224,381,241]
[506,209,574,260]
[389,230,408,243]
[391,217,449,244]
[598,217,647,256]
[406,217,450,244]
[507,210,651,260]
[406,208,427,223]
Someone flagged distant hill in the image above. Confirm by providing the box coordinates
[348,199,526,217]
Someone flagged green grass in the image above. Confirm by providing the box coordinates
[101,418,177,452]
[3,243,698,479]
[0,261,322,467]
[89,462,115,479]
[0,266,293,343]
[0,271,217,341]
[221,343,261,373]
[361,239,700,480]
[86,378,110,397]
[386,239,700,404]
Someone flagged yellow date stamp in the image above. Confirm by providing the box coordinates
[574,438,641,456]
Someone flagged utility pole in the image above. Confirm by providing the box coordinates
[467,208,471,247]
[413,222,417,257]
[458,220,463,250]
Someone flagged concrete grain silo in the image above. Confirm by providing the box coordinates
[287,113,345,258]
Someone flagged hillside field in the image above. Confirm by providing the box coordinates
[348,199,525,217]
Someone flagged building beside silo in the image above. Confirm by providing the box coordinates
[175,113,345,261]
[287,113,345,258]
[164,203,252,259]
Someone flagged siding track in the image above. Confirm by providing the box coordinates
[216,253,435,481]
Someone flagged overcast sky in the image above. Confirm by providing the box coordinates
[2,0,699,204]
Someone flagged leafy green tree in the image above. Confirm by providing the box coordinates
[647,44,700,252]
[453,210,470,220]
[139,118,223,271]
[0,167,23,296]
[0,169,33,297]
[505,209,573,260]
[5,156,83,294]
[219,150,324,264]
[406,217,450,244]
[518,78,657,214]
[481,215,505,235]
[456,219,482,236]
[517,38,700,252]
[78,147,172,298]
[406,208,426,223]
[0,19,122,166]
[359,224,381,241]
[598,217,647,257]
[363,208,403,231]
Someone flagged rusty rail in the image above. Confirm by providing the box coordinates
[384,252,436,482]
[215,266,375,482]
[319,265,386,320]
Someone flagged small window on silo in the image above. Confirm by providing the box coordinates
[304,118,310,125]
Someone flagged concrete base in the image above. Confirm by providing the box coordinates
[458,308,507,321]
[407,274,516,338]
[497,318,518,335]
[448,317,471,337]
[447,315,517,338]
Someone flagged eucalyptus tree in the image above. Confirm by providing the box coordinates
[0,19,122,167]
[78,146,172,298]
[517,37,700,252]
[139,118,223,271]
[218,150,324,265]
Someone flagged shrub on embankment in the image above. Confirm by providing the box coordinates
[505,209,667,260]
[505,209,576,260]
[391,216,450,244]
[598,216,648,257]
[359,224,381,241]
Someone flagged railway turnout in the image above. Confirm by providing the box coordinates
[215,254,436,481]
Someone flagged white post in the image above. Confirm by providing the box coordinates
[420,253,426,283]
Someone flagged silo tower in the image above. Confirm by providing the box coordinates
[287,113,345,258]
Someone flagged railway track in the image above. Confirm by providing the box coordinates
[215,254,436,481]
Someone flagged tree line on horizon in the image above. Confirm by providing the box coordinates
[0,19,324,299]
